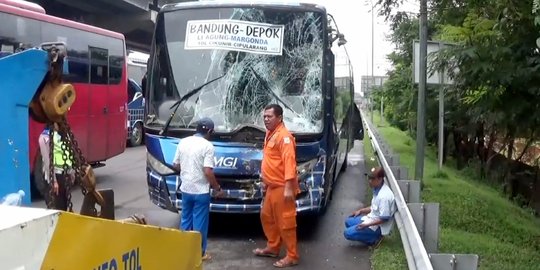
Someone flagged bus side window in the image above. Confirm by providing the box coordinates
[0,50,12,58]
[108,37,124,85]
[333,79,344,124]
[42,22,89,83]
[89,47,109,85]
[0,12,40,55]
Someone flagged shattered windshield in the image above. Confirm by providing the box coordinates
[148,7,324,133]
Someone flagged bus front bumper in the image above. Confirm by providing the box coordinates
[146,170,325,214]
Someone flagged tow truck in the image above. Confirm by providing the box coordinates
[0,45,202,269]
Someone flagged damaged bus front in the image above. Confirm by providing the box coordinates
[144,2,363,214]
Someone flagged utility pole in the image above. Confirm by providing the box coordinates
[370,0,375,123]
[380,96,384,122]
[415,0,428,183]
[438,43,444,171]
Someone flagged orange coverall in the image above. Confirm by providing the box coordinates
[261,122,299,261]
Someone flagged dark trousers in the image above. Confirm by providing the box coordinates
[49,173,68,211]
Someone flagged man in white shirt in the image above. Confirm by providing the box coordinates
[344,167,396,246]
[173,117,222,260]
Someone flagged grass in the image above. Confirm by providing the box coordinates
[363,120,408,269]
[363,130,378,172]
[367,113,540,270]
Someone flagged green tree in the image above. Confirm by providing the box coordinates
[381,0,540,204]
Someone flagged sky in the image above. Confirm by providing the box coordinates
[308,0,419,83]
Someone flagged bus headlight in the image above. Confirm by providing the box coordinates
[147,153,175,175]
[297,159,318,179]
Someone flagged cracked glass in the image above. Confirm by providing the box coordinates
[148,7,324,134]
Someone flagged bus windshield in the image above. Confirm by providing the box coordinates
[148,7,324,134]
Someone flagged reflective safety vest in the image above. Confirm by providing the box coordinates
[52,131,73,169]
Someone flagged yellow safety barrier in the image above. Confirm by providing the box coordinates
[42,211,202,270]
[0,206,202,270]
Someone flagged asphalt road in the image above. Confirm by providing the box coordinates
[32,141,372,270]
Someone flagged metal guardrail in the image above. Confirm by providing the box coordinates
[361,110,433,270]
[361,110,479,270]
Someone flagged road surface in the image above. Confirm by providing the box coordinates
[32,141,372,270]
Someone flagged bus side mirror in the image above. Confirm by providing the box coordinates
[337,34,347,47]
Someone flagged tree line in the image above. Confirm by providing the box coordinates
[372,0,540,213]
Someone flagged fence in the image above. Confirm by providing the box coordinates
[361,110,479,270]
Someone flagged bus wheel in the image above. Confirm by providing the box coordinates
[129,122,143,146]
[32,153,48,199]
[320,189,331,216]
[320,173,334,215]
[329,168,337,201]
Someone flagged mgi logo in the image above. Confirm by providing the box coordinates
[214,156,238,168]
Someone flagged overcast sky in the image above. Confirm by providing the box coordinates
[309,0,419,82]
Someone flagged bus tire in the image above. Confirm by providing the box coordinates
[319,198,328,216]
[32,153,48,199]
[129,122,144,146]
[329,165,337,201]
[320,170,335,215]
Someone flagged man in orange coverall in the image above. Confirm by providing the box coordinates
[252,103,299,268]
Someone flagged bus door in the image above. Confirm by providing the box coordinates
[87,46,109,161]
[107,40,128,157]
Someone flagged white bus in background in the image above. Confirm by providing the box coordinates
[127,50,149,84]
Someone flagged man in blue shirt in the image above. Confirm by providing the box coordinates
[344,167,396,246]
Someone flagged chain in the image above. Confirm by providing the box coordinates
[59,126,74,213]
[41,45,97,216]
[46,118,97,215]
[46,123,55,209]
[60,117,97,216]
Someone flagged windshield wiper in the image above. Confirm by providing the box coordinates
[159,74,225,136]
[248,67,301,118]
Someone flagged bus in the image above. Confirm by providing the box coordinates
[127,78,145,146]
[144,1,364,215]
[126,51,148,146]
[0,0,128,199]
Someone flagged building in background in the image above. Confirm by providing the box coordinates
[361,75,388,94]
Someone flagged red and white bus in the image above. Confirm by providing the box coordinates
[0,0,128,197]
